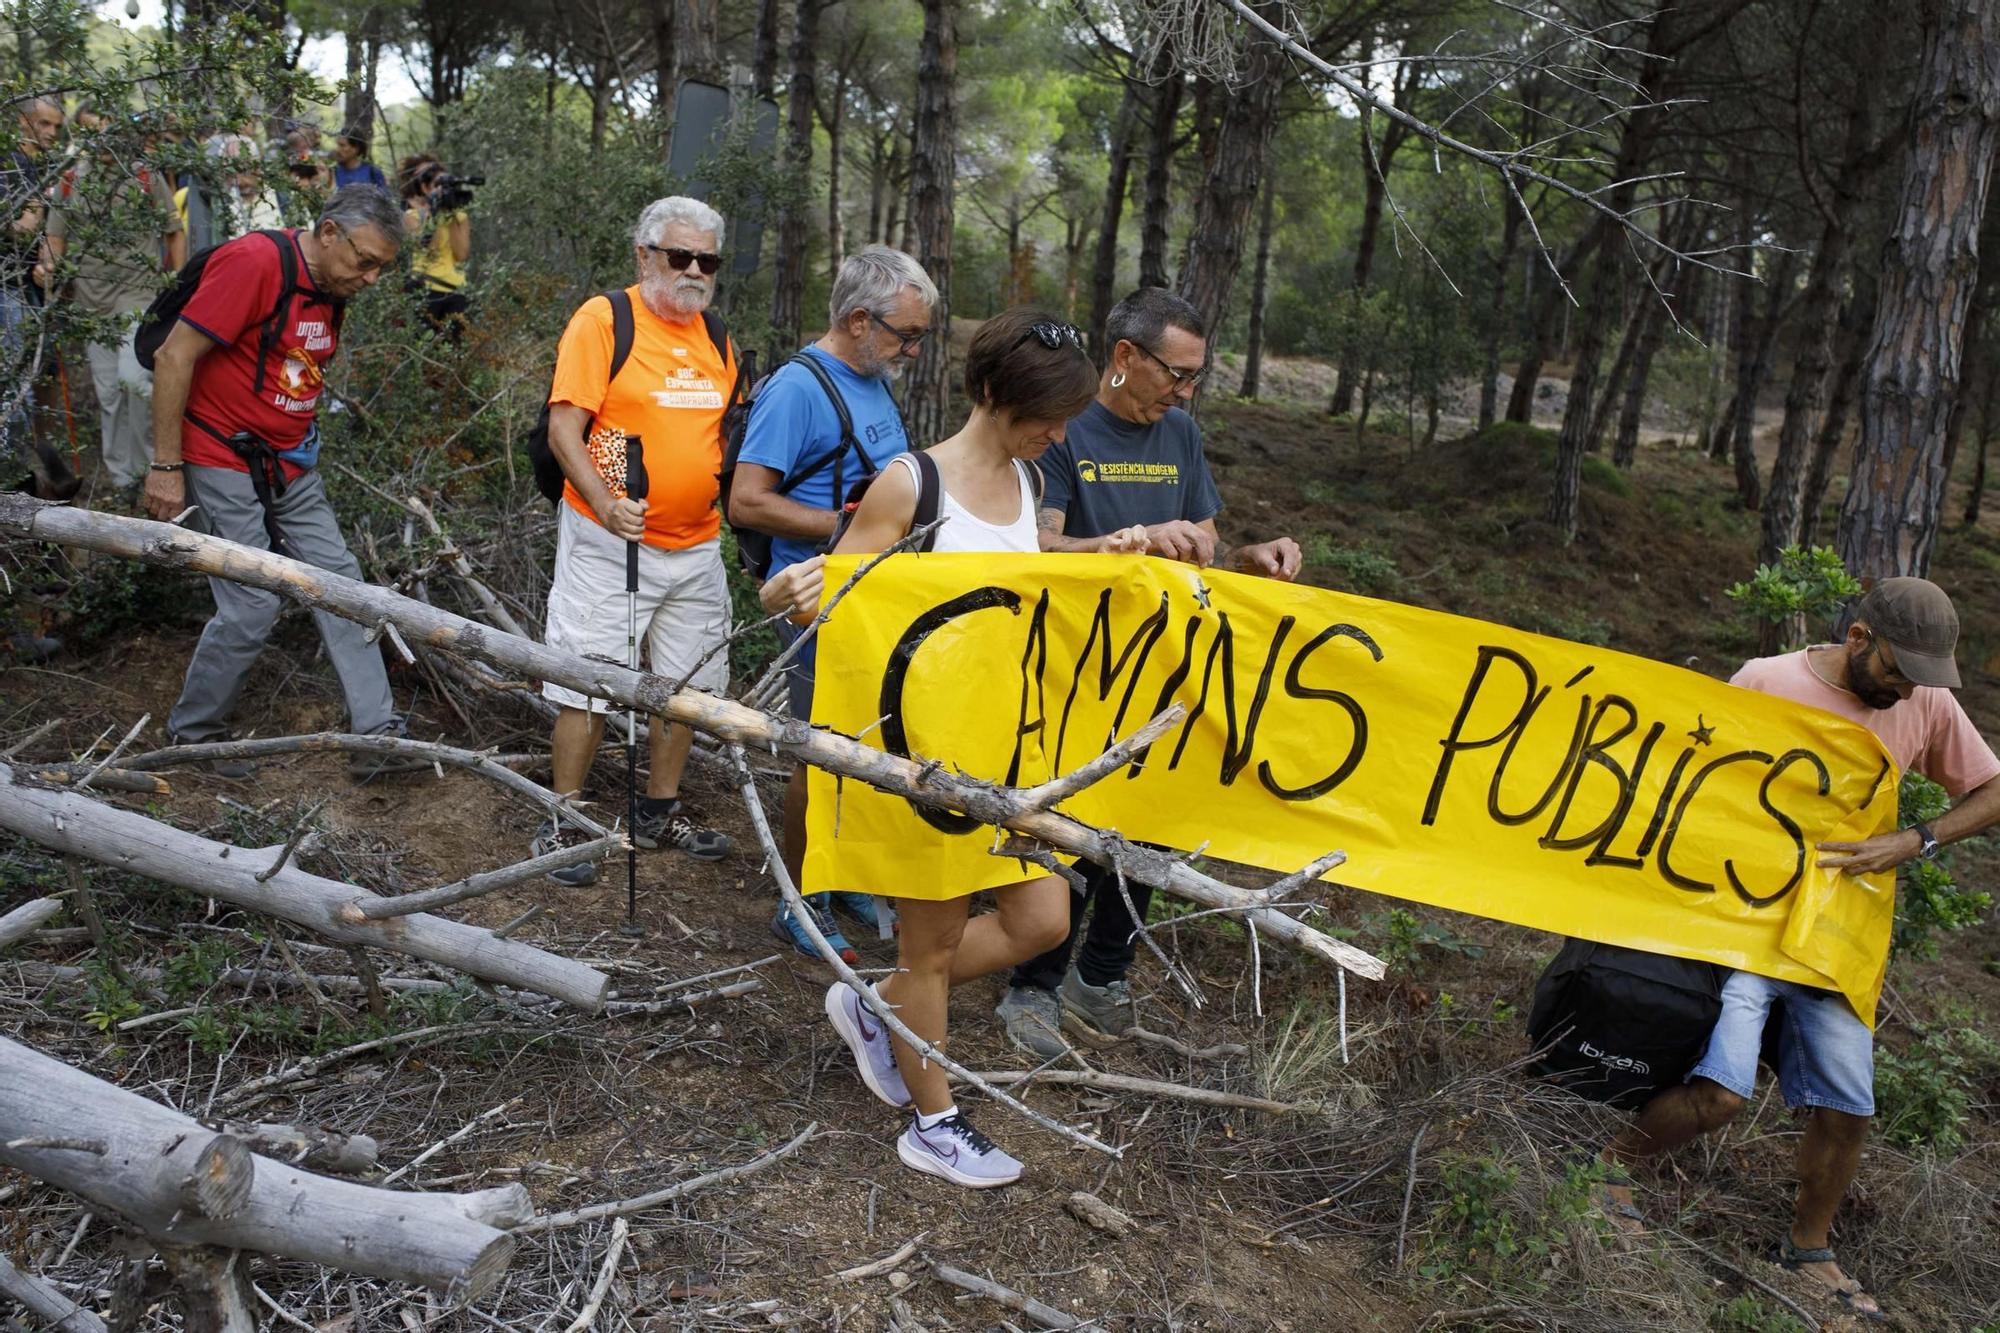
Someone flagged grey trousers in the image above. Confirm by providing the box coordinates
[85,327,153,488]
[167,463,396,741]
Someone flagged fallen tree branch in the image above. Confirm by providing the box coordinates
[341,833,623,922]
[215,1022,523,1113]
[214,1121,379,1175]
[962,1068,1300,1115]
[929,1261,1080,1330]
[0,763,609,1012]
[0,499,1379,981]
[513,1121,819,1233]
[0,1252,107,1333]
[559,1218,629,1333]
[828,1231,929,1282]
[0,1036,524,1299]
[0,897,62,949]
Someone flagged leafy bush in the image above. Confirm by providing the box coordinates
[1893,773,1992,960]
[1875,1030,1976,1152]
[1726,545,1862,648]
[1302,537,1399,590]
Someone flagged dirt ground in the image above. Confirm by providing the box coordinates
[5,375,2000,1332]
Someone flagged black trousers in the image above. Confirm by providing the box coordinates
[1011,848,1157,992]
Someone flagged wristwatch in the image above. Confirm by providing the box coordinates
[1909,821,1941,860]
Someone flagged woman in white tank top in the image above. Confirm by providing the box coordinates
[765,309,1145,1188]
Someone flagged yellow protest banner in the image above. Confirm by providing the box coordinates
[802,554,1900,1022]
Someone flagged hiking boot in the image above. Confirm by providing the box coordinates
[1060,966,1135,1038]
[772,895,855,964]
[347,719,429,783]
[897,1112,1022,1189]
[833,891,895,936]
[631,798,730,860]
[824,980,911,1107]
[166,728,255,780]
[531,818,600,887]
[996,984,1066,1059]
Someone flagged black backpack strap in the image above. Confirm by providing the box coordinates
[909,451,943,551]
[788,351,881,478]
[605,289,635,381]
[250,230,296,398]
[1015,457,1045,508]
[699,308,740,402]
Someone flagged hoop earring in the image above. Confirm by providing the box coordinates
[1110,372,1126,389]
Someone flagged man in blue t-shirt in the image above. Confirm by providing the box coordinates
[729,244,938,962]
[998,286,1303,1057]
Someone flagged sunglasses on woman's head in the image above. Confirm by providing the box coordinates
[1012,321,1085,353]
[644,244,723,275]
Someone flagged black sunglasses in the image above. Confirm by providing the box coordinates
[1011,321,1085,353]
[644,244,723,275]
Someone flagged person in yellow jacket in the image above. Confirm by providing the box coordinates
[396,154,469,341]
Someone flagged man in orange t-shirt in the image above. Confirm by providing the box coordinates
[533,196,737,878]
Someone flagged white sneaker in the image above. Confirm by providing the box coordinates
[824,981,912,1108]
[897,1112,1023,1188]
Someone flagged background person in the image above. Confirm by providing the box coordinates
[2,94,76,501]
[996,287,1302,1055]
[146,186,416,781]
[532,195,736,881]
[331,132,387,192]
[398,154,469,340]
[729,245,936,962]
[1596,578,2000,1321]
[42,126,186,498]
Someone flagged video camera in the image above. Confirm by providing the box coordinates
[428,173,484,212]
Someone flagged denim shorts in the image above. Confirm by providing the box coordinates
[1687,970,1874,1116]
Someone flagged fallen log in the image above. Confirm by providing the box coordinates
[0,497,1381,981]
[0,763,609,1012]
[0,897,62,948]
[215,1121,379,1175]
[0,1252,109,1333]
[0,1036,524,1300]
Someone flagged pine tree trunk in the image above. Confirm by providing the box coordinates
[770,0,821,351]
[1587,269,1644,451]
[825,69,848,286]
[1761,99,1874,564]
[1331,65,1413,417]
[1967,363,1995,524]
[1480,192,1523,431]
[1174,5,1284,390]
[678,0,721,84]
[1802,286,1875,547]
[1087,80,1142,356]
[905,0,958,447]
[651,0,677,121]
[1138,51,1184,290]
[752,0,782,98]
[1837,0,2000,579]
[1238,171,1277,400]
[1729,247,1800,510]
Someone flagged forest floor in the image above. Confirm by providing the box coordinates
[5,378,2000,1332]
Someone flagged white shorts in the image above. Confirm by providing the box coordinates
[542,505,732,713]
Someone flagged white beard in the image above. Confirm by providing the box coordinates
[641,273,711,320]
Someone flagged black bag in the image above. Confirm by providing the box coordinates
[826,453,1042,552]
[719,352,893,579]
[135,229,343,396]
[527,293,734,505]
[1526,939,1725,1109]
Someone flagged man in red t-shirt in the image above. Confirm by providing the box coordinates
[146,186,414,780]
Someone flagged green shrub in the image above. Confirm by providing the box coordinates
[1302,537,1400,590]
[1893,773,1991,960]
[1874,1030,1975,1152]
[1725,545,1862,647]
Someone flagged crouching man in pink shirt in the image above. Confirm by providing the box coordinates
[1597,578,2000,1321]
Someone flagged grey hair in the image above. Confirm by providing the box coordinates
[318,184,406,245]
[828,245,938,327]
[634,195,725,248]
[10,95,61,118]
[1105,286,1204,352]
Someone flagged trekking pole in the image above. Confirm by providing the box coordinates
[620,433,648,939]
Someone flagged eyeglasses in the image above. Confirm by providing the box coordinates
[644,244,723,275]
[866,309,931,352]
[1012,321,1085,354]
[329,223,393,275]
[1863,630,1917,687]
[1134,341,1205,390]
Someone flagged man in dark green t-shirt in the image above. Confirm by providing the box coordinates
[998,287,1302,1057]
